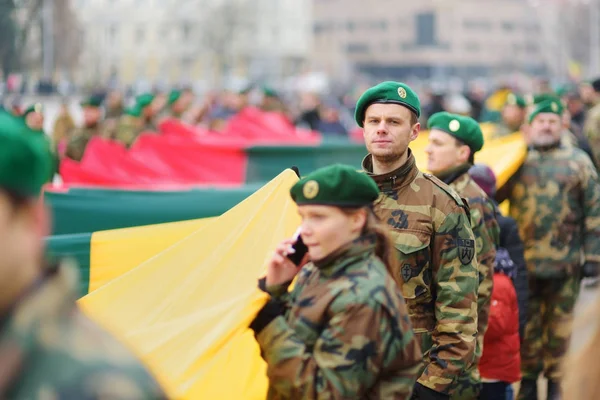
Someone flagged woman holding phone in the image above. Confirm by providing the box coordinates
[250,164,422,399]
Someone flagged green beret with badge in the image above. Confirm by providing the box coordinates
[124,105,143,117]
[81,95,103,108]
[168,90,181,106]
[528,99,564,123]
[505,93,527,109]
[0,111,53,197]
[136,93,155,108]
[354,81,421,127]
[290,164,380,207]
[23,103,43,117]
[427,112,484,153]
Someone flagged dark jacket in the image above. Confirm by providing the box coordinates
[497,213,528,339]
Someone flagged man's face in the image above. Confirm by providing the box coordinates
[83,107,101,126]
[425,129,469,174]
[363,103,419,164]
[528,113,562,146]
[26,112,44,131]
[579,84,596,105]
[501,105,525,130]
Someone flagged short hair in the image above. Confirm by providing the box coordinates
[454,137,475,164]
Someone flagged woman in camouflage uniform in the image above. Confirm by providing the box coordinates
[250,164,422,399]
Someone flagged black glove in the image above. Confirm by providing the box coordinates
[249,299,285,334]
[410,383,450,400]
[583,262,600,278]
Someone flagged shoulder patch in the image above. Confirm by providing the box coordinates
[422,173,466,207]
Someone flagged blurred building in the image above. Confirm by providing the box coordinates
[312,0,550,82]
[75,0,312,88]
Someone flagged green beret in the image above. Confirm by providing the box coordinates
[136,93,155,108]
[290,164,379,207]
[529,93,562,106]
[168,90,181,105]
[505,93,527,109]
[81,96,103,108]
[528,99,564,123]
[263,86,278,98]
[23,103,43,117]
[124,105,142,117]
[427,112,484,153]
[354,81,421,127]
[0,111,52,197]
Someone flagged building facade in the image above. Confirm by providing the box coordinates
[74,0,312,88]
[311,0,550,82]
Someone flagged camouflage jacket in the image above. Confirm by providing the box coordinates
[508,143,600,277]
[442,167,500,378]
[257,234,422,400]
[52,114,76,145]
[584,101,600,165]
[362,152,479,395]
[65,125,101,162]
[115,116,142,148]
[0,263,166,399]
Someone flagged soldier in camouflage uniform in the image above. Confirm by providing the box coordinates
[584,78,600,166]
[500,99,600,400]
[425,112,500,400]
[356,82,480,399]
[251,164,422,399]
[492,93,527,138]
[0,113,166,399]
[65,96,105,162]
[114,105,144,148]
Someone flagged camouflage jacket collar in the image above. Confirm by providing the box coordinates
[434,163,472,186]
[313,233,377,278]
[361,150,419,192]
[529,141,561,153]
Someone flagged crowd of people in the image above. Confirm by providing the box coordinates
[1,76,600,399]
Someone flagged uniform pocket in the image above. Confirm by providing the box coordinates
[388,229,435,333]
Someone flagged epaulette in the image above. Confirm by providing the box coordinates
[422,172,465,207]
[422,172,473,223]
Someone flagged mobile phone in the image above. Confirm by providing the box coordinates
[287,228,309,266]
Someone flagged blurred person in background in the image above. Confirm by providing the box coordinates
[0,112,167,399]
[103,90,124,139]
[52,98,76,158]
[584,78,600,167]
[425,112,500,400]
[208,86,251,131]
[470,164,528,400]
[259,86,287,114]
[295,92,322,131]
[115,105,143,148]
[499,99,600,400]
[65,96,105,162]
[315,97,348,137]
[443,94,473,117]
[563,91,587,133]
[579,80,597,110]
[493,93,527,138]
[562,291,600,399]
[22,104,45,133]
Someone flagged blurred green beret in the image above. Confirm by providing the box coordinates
[528,99,564,123]
[136,93,155,108]
[81,95,103,108]
[168,90,181,106]
[427,112,484,153]
[505,93,527,109]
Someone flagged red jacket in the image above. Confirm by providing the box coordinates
[479,273,521,383]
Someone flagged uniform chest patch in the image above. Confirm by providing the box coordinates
[401,264,412,281]
[457,238,475,265]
